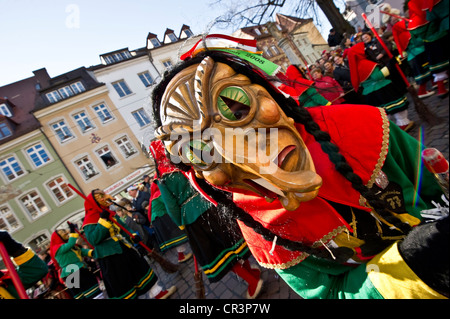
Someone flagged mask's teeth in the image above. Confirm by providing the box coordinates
[251,178,285,196]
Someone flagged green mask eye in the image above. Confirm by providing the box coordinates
[217,87,251,121]
[183,140,211,166]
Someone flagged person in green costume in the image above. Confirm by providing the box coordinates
[407,0,449,97]
[82,189,175,299]
[348,41,415,132]
[0,230,48,299]
[49,224,101,299]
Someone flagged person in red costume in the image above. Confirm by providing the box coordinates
[310,67,345,104]
[392,18,435,99]
[407,0,449,97]
[151,34,448,299]
[347,41,415,132]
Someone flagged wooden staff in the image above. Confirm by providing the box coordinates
[193,255,205,299]
[380,10,412,22]
[0,241,29,299]
[362,13,441,125]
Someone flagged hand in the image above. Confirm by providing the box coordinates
[100,210,111,220]
[130,233,142,244]
[68,222,77,233]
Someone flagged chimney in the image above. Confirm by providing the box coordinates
[32,68,51,89]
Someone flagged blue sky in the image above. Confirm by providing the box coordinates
[0,0,332,86]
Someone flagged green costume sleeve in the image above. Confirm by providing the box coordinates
[299,87,330,107]
[150,196,170,222]
[14,249,49,290]
[155,179,182,226]
[361,67,391,95]
[276,255,383,299]
[382,121,444,217]
[84,221,112,246]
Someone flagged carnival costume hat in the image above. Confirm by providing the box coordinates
[407,0,429,30]
[82,190,115,227]
[347,42,378,92]
[392,20,412,57]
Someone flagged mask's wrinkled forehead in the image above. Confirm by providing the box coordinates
[155,56,251,155]
[155,57,216,142]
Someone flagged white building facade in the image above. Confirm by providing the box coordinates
[90,49,160,152]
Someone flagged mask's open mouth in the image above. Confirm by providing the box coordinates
[243,144,322,209]
[275,145,296,169]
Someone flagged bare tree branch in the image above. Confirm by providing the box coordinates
[207,0,354,35]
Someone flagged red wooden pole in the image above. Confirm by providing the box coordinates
[361,13,411,88]
[0,241,29,299]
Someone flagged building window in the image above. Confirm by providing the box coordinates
[71,82,86,94]
[73,111,94,132]
[138,71,154,87]
[46,91,62,103]
[0,155,25,181]
[168,33,177,42]
[270,45,280,55]
[27,234,50,252]
[93,103,113,123]
[46,82,85,103]
[149,38,161,48]
[104,50,132,64]
[184,29,193,37]
[112,80,133,97]
[254,28,261,36]
[97,146,118,168]
[47,176,74,203]
[58,86,74,99]
[263,46,273,58]
[0,122,13,139]
[132,109,151,127]
[26,143,50,168]
[76,157,98,180]
[116,136,136,158]
[51,120,74,142]
[162,60,172,68]
[0,103,12,117]
[20,191,49,220]
[0,205,21,233]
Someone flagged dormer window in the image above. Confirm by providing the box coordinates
[0,103,13,117]
[46,91,62,103]
[168,33,177,42]
[0,122,13,139]
[45,81,85,104]
[183,29,193,37]
[149,38,161,48]
[102,50,132,64]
